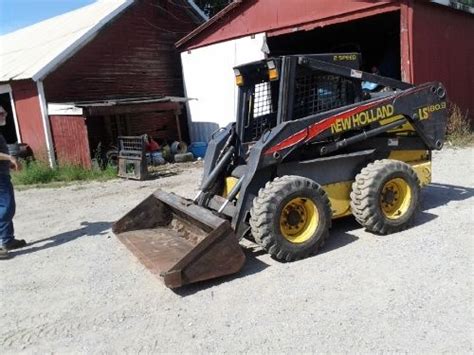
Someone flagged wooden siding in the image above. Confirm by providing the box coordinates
[411,2,474,121]
[44,0,199,102]
[50,115,92,168]
[181,0,473,120]
[10,80,47,157]
[182,0,400,49]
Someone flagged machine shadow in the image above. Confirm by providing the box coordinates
[412,182,474,227]
[173,246,270,297]
[169,183,474,296]
[175,223,360,296]
[11,221,111,257]
[421,183,474,210]
[319,218,360,254]
[327,182,474,233]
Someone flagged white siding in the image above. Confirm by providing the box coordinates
[181,33,267,142]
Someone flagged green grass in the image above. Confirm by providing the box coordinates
[12,161,117,187]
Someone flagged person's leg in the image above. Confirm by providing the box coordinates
[0,174,14,246]
[0,175,24,251]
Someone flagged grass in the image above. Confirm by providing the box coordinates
[446,105,473,146]
[12,161,117,187]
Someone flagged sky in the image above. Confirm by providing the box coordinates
[0,0,96,35]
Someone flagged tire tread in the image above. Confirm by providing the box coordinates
[350,159,420,234]
[250,175,331,261]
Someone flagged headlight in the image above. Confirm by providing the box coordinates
[234,69,244,86]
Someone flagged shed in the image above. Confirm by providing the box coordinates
[0,0,205,167]
[177,0,474,142]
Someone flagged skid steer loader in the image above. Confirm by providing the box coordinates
[113,54,447,288]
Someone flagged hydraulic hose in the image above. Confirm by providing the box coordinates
[194,146,235,204]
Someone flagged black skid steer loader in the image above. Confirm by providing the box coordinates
[113,54,447,288]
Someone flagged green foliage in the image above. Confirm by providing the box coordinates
[12,161,59,185]
[194,0,232,17]
[11,161,117,186]
[457,0,474,6]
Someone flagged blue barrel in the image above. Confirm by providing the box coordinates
[189,142,208,158]
[146,151,165,166]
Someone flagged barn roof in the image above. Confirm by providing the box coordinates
[176,0,473,50]
[176,0,243,49]
[0,0,206,83]
[0,0,135,82]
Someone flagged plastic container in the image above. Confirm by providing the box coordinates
[189,142,208,159]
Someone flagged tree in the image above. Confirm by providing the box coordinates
[193,0,232,17]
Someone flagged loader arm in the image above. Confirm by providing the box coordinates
[261,82,447,165]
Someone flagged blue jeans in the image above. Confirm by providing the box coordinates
[0,175,15,246]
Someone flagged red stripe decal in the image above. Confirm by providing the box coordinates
[306,100,382,141]
[265,129,308,155]
[264,97,390,156]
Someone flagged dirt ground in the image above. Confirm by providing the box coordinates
[1,149,473,353]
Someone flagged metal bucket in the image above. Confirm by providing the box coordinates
[113,190,245,288]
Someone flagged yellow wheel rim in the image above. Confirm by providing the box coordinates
[380,178,412,220]
[280,197,319,244]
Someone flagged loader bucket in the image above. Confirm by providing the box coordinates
[113,190,246,288]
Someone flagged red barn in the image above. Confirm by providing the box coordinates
[0,0,205,167]
[177,0,474,142]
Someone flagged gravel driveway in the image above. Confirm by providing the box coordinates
[1,149,473,353]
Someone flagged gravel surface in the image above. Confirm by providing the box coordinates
[1,149,473,353]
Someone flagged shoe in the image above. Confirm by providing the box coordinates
[0,247,10,259]
[3,239,27,250]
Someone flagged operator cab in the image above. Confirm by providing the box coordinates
[234,53,364,145]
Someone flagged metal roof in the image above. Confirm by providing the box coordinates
[176,0,473,49]
[71,96,192,107]
[0,0,134,82]
[176,0,242,49]
[48,96,191,115]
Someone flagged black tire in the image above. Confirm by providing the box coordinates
[249,175,331,261]
[350,159,420,235]
[170,141,188,155]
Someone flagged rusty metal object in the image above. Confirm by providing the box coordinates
[117,136,147,180]
[113,190,245,288]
